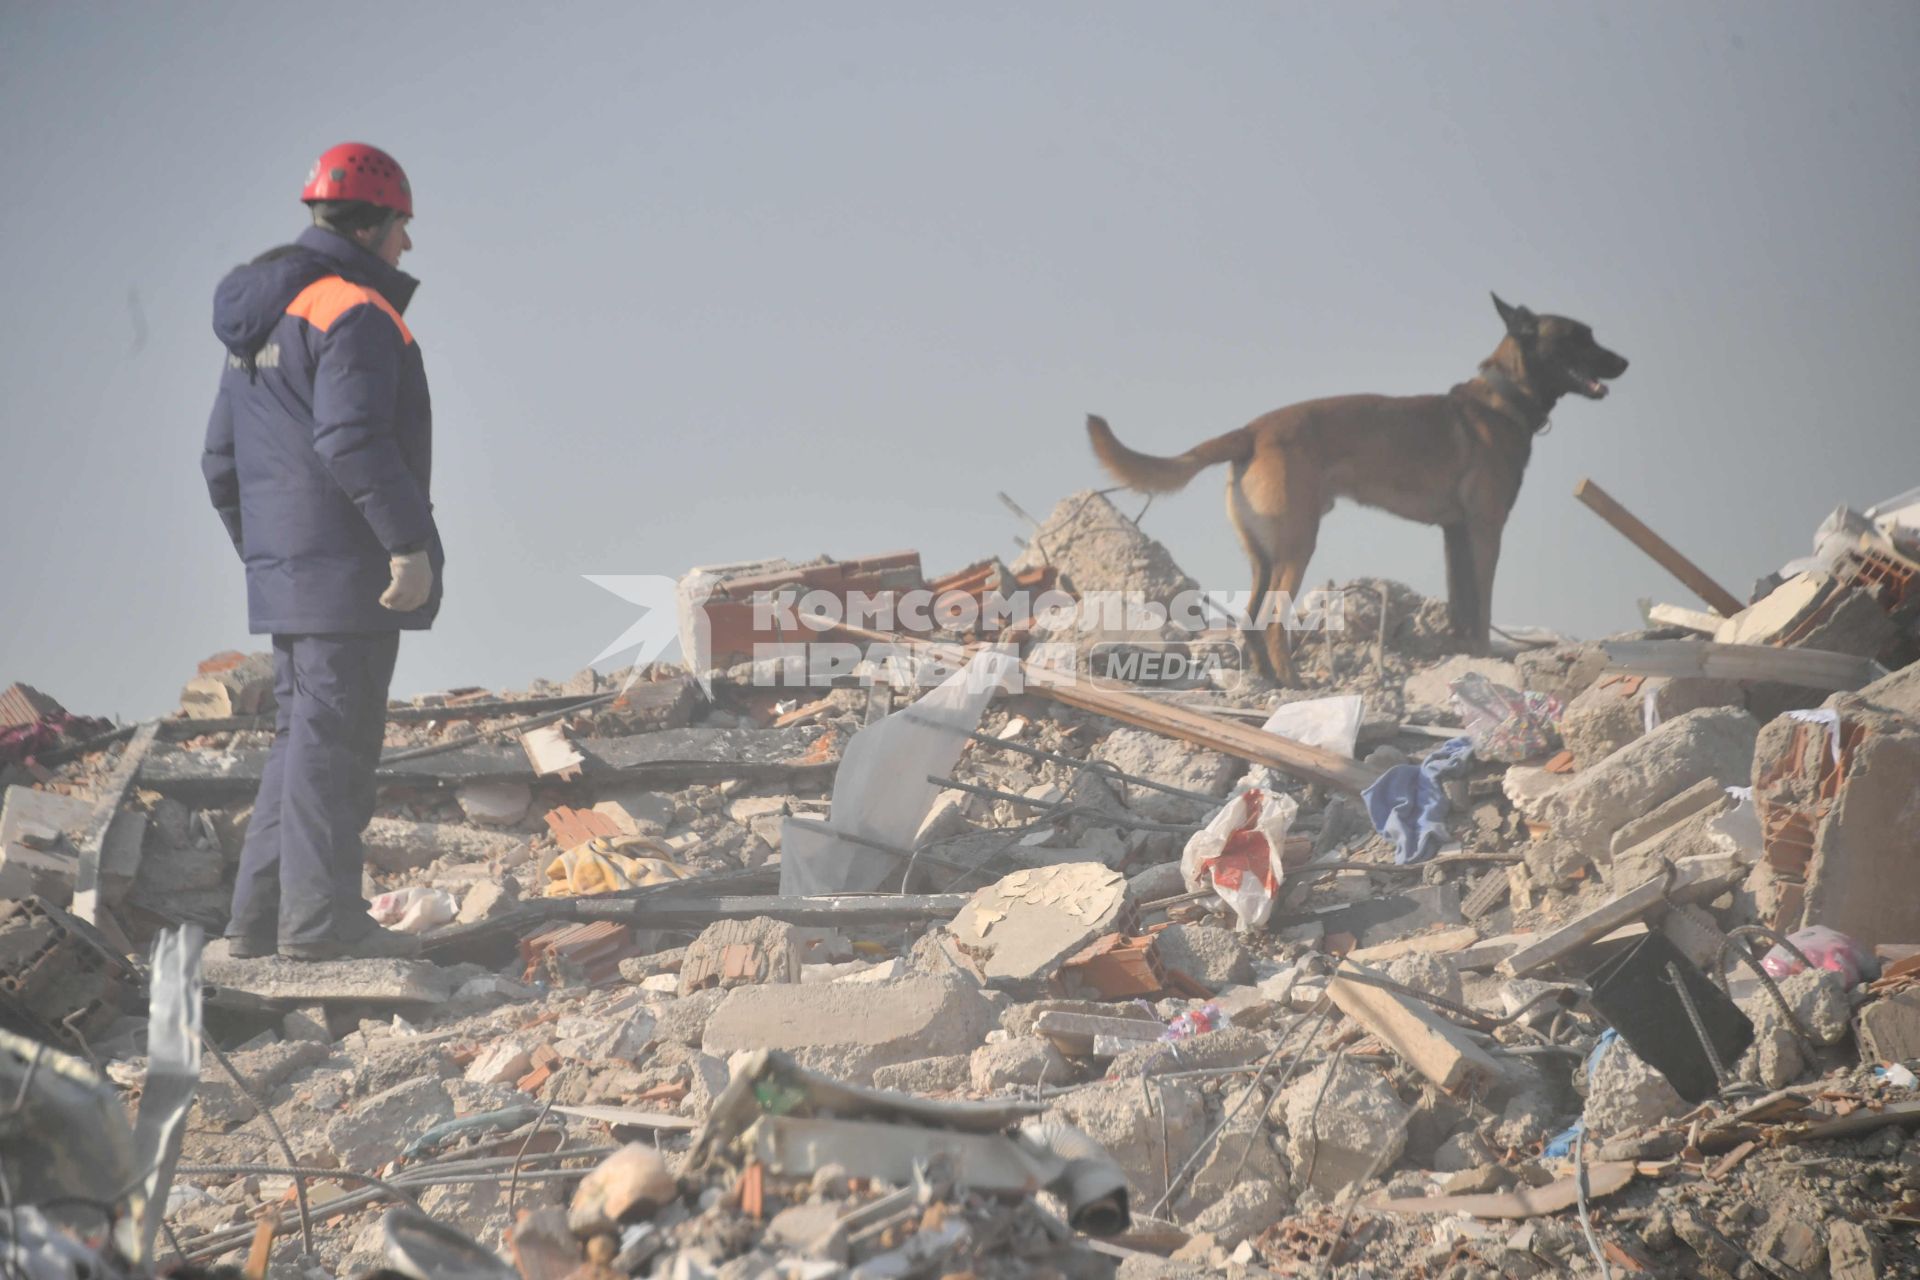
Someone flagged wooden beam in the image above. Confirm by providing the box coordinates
[71,720,160,927]
[1646,603,1722,634]
[1574,478,1744,617]
[1033,1009,1166,1054]
[1326,959,1502,1095]
[574,891,973,929]
[1371,1162,1635,1218]
[1497,855,1746,978]
[1599,639,1879,692]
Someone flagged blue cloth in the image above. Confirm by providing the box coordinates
[203,226,442,634]
[1362,736,1476,865]
[226,631,400,947]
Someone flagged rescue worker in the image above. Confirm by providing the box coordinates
[201,142,443,961]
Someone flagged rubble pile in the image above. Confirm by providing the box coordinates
[3,483,1920,1279]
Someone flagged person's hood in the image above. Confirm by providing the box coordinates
[212,226,420,358]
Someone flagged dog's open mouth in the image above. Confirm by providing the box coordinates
[1566,369,1610,399]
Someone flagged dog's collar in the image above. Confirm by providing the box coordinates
[1475,362,1550,432]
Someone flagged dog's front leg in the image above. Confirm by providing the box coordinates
[1464,520,1504,655]
[1443,523,1479,645]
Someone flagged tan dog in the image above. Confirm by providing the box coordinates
[1087,294,1627,684]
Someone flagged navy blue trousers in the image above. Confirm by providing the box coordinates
[227,632,400,948]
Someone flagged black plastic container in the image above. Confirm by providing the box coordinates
[1587,929,1754,1103]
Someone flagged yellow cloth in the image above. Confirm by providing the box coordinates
[543,836,693,897]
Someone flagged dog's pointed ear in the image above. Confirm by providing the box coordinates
[1491,292,1537,340]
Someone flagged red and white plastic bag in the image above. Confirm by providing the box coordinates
[1181,787,1297,930]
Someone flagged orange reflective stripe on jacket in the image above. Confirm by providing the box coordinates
[285,276,415,345]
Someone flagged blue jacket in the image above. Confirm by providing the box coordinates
[202,226,442,634]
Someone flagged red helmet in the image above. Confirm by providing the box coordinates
[301,142,413,216]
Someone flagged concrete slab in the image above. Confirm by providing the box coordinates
[202,941,456,1004]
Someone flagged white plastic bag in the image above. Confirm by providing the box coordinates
[1260,694,1365,758]
[1180,788,1297,930]
[369,886,458,934]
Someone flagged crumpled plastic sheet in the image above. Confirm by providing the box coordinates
[779,649,1018,896]
[126,925,203,1266]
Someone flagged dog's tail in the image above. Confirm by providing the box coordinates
[1085,414,1253,494]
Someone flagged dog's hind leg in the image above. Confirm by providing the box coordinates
[1227,462,1275,678]
[1238,446,1320,687]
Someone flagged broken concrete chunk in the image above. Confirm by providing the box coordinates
[1759,698,1920,951]
[1608,776,1730,861]
[1582,1037,1687,1139]
[195,1038,329,1128]
[1153,921,1253,989]
[1044,1078,1206,1207]
[1535,706,1757,868]
[1826,1219,1885,1280]
[1106,1027,1269,1079]
[202,945,456,1004]
[1009,489,1198,605]
[649,986,726,1047]
[1856,987,1920,1063]
[324,1075,454,1170]
[699,974,994,1085]
[465,1038,535,1087]
[568,1142,677,1235]
[969,1037,1069,1092]
[1380,951,1464,1007]
[362,816,527,874]
[180,651,275,719]
[1277,1056,1409,1198]
[1091,728,1241,821]
[946,862,1130,990]
[678,916,803,996]
[1715,571,1834,647]
[1186,1178,1289,1249]
[869,1055,971,1094]
[1125,860,1187,903]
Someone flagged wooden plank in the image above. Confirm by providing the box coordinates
[574,892,973,929]
[1326,960,1502,1095]
[1647,603,1722,635]
[1034,675,1380,793]
[1574,478,1743,616]
[520,724,585,780]
[1347,927,1482,966]
[1791,1099,1920,1143]
[1034,1009,1167,1054]
[1371,1161,1635,1218]
[1497,857,1746,978]
[70,721,160,926]
[1599,639,1879,692]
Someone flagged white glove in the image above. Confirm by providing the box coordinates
[379,550,433,612]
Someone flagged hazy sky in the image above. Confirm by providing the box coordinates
[3,2,1915,719]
